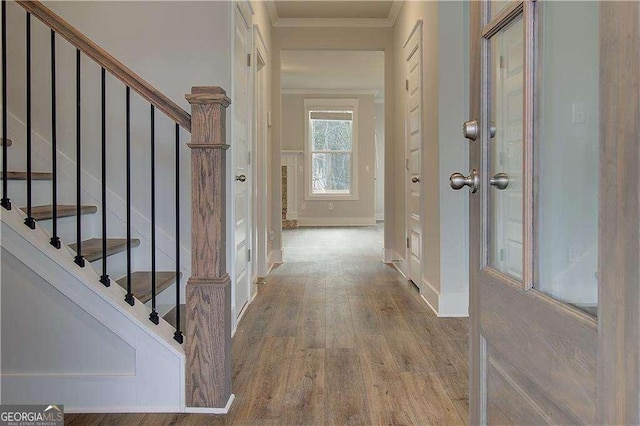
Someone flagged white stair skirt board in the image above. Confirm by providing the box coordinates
[1,207,186,412]
[420,278,469,318]
[296,217,376,227]
[186,394,235,414]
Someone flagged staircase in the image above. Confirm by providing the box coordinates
[1,0,234,414]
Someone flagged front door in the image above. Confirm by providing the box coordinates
[460,1,640,423]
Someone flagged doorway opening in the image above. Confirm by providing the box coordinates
[279,49,385,261]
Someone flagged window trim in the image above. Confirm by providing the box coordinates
[304,98,359,201]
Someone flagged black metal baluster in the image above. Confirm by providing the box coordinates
[149,105,158,325]
[124,87,134,306]
[49,30,60,248]
[100,68,109,286]
[174,123,183,343]
[1,0,10,210]
[73,49,84,267]
[24,13,35,229]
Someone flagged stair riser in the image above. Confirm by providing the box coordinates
[148,281,183,317]
[4,180,53,208]
[37,218,98,249]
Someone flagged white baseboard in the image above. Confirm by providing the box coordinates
[420,278,440,315]
[268,249,282,266]
[186,394,235,414]
[382,248,394,263]
[392,250,409,279]
[375,213,385,221]
[297,217,376,227]
[287,211,299,220]
[420,278,468,317]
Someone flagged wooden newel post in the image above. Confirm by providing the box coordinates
[185,86,233,411]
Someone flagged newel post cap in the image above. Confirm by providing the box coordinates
[186,86,231,107]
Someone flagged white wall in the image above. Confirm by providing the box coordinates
[393,1,469,316]
[281,93,376,226]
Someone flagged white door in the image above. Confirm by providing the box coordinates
[405,24,423,286]
[233,7,251,320]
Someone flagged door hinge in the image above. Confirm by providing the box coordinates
[248,151,251,164]
[247,53,251,67]
[500,248,505,261]
[248,248,251,261]
[405,79,409,91]
[406,158,410,170]
[407,237,410,249]
[500,55,504,69]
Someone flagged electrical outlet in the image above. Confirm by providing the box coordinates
[328,203,334,210]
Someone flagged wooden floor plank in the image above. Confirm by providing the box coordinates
[325,348,371,425]
[281,347,326,425]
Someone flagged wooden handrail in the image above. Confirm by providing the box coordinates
[17,0,191,132]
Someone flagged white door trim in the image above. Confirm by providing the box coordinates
[252,23,269,284]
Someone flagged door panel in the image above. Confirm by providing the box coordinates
[405,26,422,285]
[233,7,251,319]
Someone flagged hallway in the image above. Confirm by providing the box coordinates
[66,226,469,425]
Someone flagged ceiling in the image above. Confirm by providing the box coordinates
[274,1,394,19]
[268,0,402,27]
[281,50,384,101]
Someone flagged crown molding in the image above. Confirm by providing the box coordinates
[274,17,393,28]
[268,0,404,29]
[282,88,380,96]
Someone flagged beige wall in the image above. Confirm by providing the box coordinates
[281,94,376,224]
[272,27,394,258]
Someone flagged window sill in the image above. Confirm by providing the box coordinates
[304,193,359,201]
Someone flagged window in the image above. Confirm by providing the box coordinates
[304,99,359,200]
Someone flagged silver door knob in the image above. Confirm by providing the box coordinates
[490,173,509,190]
[450,169,479,193]
[235,174,247,182]
[463,120,479,141]
[411,176,420,183]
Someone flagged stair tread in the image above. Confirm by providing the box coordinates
[20,204,97,220]
[2,171,53,180]
[163,304,186,331]
[116,271,181,304]
[69,238,140,262]
[1,138,12,147]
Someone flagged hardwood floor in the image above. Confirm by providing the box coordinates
[65,225,469,425]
